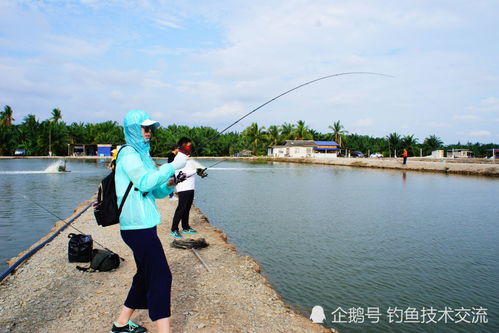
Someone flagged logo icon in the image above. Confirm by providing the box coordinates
[310,305,326,323]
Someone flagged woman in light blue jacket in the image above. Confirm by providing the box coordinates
[111,110,186,333]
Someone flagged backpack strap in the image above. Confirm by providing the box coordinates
[115,144,134,217]
[118,182,133,216]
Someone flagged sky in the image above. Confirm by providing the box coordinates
[1,0,498,144]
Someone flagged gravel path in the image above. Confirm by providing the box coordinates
[0,198,329,333]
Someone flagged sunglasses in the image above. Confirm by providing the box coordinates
[141,125,154,133]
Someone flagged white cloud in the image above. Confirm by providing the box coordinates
[41,35,110,57]
[2,0,499,144]
[428,121,451,128]
[155,18,183,30]
[453,114,479,121]
[193,101,246,120]
[468,97,499,113]
[354,118,374,127]
[470,130,491,136]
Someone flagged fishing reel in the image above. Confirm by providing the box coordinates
[196,168,208,178]
[176,171,187,183]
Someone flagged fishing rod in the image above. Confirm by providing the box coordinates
[18,194,119,254]
[193,71,393,169]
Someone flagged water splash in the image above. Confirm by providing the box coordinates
[0,160,71,174]
[43,160,69,173]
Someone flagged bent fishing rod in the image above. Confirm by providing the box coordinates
[191,71,393,169]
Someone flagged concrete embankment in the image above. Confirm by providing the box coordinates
[0,198,328,333]
[226,156,499,177]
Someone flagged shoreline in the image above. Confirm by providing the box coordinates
[0,198,329,333]
[250,156,499,177]
[2,155,497,177]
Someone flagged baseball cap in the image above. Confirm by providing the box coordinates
[141,119,160,128]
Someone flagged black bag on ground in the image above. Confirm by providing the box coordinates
[76,249,120,272]
[68,233,93,262]
[94,146,133,227]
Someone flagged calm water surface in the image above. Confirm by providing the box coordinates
[1,159,498,332]
[194,160,499,333]
[0,159,109,272]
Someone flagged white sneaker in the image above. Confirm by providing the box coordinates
[169,196,178,201]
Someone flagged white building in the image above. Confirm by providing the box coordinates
[268,140,340,158]
[447,149,472,158]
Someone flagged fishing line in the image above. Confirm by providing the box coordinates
[192,71,393,168]
[18,194,118,254]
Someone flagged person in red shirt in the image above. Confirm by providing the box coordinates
[403,148,408,165]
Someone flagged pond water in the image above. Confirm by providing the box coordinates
[194,159,498,333]
[0,159,109,272]
[1,158,497,332]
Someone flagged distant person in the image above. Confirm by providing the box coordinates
[403,148,408,165]
[109,148,119,170]
[169,137,198,238]
[111,110,186,333]
[166,144,180,200]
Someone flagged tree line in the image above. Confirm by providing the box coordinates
[0,106,497,158]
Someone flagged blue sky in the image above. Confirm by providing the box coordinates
[1,0,498,144]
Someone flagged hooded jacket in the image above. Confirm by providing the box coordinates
[115,110,175,230]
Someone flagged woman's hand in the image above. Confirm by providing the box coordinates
[167,177,176,187]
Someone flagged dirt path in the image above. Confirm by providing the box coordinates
[250,157,499,177]
[0,199,329,333]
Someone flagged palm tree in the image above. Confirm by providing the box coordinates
[243,122,266,155]
[51,108,62,123]
[423,135,443,155]
[281,122,295,140]
[402,134,419,155]
[328,120,348,146]
[292,120,312,140]
[49,108,62,156]
[1,105,15,126]
[386,132,401,157]
[266,125,281,146]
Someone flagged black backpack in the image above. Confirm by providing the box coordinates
[76,249,120,272]
[68,233,93,262]
[94,146,133,227]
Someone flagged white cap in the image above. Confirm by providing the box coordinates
[141,119,160,128]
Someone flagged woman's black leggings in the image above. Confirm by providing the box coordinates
[171,190,194,231]
[120,227,172,321]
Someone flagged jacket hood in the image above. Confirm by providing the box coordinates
[123,110,156,169]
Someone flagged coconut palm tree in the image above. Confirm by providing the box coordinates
[402,134,419,155]
[49,108,62,155]
[292,120,312,140]
[281,122,295,140]
[243,122,266,155]
[386,132,401,157]
[267,125,281,146]
[51,108,62,123]
[328,120,348,146]
[0,105,15,126]
[423,135,443,155]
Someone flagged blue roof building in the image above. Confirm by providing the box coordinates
[268,140,342,158]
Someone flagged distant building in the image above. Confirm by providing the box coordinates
[97,144,112,157]
[447,149,472,158]
[68,143,122,156]
[487,148,499,159]
[268,140,340,158]
[233,149,253,157]
[430,150,445,158]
